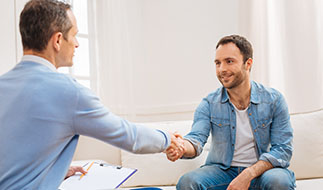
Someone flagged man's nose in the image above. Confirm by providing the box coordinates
[217,63,228,72]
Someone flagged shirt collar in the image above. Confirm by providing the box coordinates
[221,81,260,104]
[21,55,57,72]
[250,81,260,104]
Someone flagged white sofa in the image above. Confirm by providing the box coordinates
[71,109,323,189]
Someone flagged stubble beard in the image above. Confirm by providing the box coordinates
[218,70,245,90]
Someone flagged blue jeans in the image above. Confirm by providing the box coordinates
[176,165,295,190]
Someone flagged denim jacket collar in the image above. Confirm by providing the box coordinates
[220,81,260,105]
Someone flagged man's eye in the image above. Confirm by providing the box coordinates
[227,60,233,64]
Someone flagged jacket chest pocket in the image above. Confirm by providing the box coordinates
[210,117,230,143]
[256,118,272,145]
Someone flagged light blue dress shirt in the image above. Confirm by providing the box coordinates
[0,55,170,190]
[184,81,293,169]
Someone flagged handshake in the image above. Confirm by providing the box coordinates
[164,132,188,162]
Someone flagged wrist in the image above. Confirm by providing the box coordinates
[182,140,196,158]
[244,167,256,180]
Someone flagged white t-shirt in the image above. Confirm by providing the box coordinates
[231,104,258,167]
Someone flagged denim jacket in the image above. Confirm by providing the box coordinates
[184,81,293,169]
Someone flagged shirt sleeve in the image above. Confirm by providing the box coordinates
[183,98,211,158]
[259,93,293,168]
[71,85,170,154]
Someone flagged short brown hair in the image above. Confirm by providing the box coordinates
[19,0,72,52]
[216,35,253,63]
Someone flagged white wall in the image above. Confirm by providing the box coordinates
[0,0,16,75]
[93,0,240,122]
[15,0,29,61]
[133,0,240,121]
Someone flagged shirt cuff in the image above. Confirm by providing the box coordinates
[156,129,171,150]
[181,137,201,159]
[259,153,289,168]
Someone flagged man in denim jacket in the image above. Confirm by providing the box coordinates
[166,35,295,190]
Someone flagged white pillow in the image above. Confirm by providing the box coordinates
[120,121,209,187]
[289,109,323,179]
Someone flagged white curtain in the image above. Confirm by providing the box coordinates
[88,0,323,121]
[239,0,323,113]
[88,0,142,120]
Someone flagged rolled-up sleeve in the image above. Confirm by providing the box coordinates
[259,93,293,168]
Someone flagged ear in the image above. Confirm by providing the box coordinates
[245,58,253,71]
[51,32,64,52]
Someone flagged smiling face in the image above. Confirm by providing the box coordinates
[215,42,251,90]
[56,9,79,68]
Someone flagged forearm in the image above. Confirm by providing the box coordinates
[182,139,196,158]
[245,160,273,179]
[227,161,273,189]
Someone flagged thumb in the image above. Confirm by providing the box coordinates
[173,131,183,139]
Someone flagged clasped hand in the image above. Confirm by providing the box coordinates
[164,132,186,162]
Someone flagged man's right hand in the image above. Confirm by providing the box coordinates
[165,132,186,162]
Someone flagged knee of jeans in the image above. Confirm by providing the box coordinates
[265,178,294,190]
[176,173,200,190]
[261,169,295,190]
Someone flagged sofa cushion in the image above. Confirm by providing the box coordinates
[121,121,210,187]
[289,109,323,179]
[295,178,323,190]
